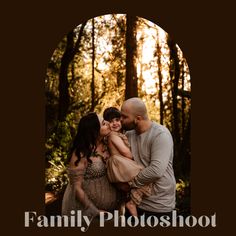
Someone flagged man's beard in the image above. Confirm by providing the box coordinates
[122,121,136,131]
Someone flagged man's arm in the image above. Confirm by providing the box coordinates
[131,132,173,187]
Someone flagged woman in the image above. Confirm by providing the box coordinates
[62,112,122,220]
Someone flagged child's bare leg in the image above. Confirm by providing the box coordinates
[119,202,126,216]
[125,200,138,216]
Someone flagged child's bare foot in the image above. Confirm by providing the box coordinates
[125,200,138,216]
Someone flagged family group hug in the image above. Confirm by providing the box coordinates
[61,97,176,222]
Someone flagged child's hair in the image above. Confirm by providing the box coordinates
[103,107,121,122]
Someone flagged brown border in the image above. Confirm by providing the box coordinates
[2,0,234,235]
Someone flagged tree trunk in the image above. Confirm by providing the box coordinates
[91,18,95,111]
[58,31,74,121]
[58,22,87,121]
[168,37,181,142]
[181,60,186,137]
[125,14,138,99]
[168,36,181,178]
[156,39,164,124]
[180,111,191,178]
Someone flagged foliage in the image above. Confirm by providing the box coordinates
[45,159,68,195]
[45,14,191,215]
[175,179,191,216]
[45,113,78,194]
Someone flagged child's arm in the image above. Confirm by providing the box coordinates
[109,133,133,159]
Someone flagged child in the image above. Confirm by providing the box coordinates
[103,107,152,216]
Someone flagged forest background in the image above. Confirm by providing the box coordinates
[45,14,191,216]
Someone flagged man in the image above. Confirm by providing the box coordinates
[120,97,176,217]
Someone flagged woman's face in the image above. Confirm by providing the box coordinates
[98,115,111,137]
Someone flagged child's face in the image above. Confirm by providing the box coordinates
[109,117,122,132]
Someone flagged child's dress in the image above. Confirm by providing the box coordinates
[106,132,152,205]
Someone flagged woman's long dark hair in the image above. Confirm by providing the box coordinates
[69,112,100,165]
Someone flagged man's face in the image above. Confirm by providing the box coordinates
[120,105,136,131]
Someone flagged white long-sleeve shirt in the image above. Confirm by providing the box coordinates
[126,122,176,212]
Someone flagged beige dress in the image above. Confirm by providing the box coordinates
[106,132,152,205]
[62,156,122,219]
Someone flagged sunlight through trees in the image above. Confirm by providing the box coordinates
[45,14,191,214]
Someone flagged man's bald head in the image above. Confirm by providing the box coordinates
[120,97,151,132]
[121,97,148,119]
